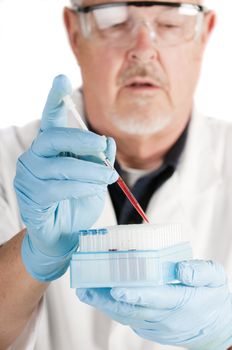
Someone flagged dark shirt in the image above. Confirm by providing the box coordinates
[108,126,188,224]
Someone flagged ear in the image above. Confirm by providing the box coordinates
[200,10,216,48]
[63,7,81,61]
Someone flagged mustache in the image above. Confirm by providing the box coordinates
[117,64,168,88]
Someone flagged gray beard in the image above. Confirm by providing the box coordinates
[110,112,171,136]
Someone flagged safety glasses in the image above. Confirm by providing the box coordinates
[71,1,208,47]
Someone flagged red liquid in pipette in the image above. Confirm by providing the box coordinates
[63,96,149,222]
[116,176,150,223]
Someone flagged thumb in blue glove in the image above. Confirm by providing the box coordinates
[77,260,232,350]
[14,75,118,282]
[41,74,71,130]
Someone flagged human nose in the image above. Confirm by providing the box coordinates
[126,21,159,63]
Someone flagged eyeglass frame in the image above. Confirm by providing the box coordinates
[70,1,210,47]
[72,1,208,14]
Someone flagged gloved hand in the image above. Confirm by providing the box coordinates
[77,260,232,349]
[14,75,118,282]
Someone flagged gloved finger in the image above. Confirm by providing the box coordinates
[19,151,118,184]
[76,288,159,324]
[28,226,81,255]
[40,75,72,131]
[60,136,117,167]
[176,260,227,287]
[14,175,108,206]
[32,128,107,157]
[111,285,187,309]
[105,137,117,165]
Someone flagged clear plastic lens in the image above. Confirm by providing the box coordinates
[93,6,128,29]
[80,4,203,47]
[179,4,199,16]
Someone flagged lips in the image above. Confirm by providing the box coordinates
[129,82,156,88]
[124,77,160,89]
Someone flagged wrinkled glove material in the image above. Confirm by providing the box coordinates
[77,260,232,349]
[14,75,118,281]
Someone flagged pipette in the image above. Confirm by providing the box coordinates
[63,95,149,223]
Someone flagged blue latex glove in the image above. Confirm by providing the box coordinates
[14,75,118,282]
[77,260,232,349]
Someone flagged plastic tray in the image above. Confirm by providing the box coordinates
[70,242,192,288]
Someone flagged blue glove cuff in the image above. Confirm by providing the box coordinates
[22,233,78,282]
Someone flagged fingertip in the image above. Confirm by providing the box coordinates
[109,170,119,184]
[105,136,117,164]
[99,135,107,150]
[41,75,72,131]
[52,74,73,100]
[107,136,117,149]
[176,260,194,285]
[176,260,226,287]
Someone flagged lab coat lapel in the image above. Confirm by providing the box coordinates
[177,109,221,194]
[146,110,221,228]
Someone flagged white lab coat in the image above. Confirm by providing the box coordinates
[1,103,232,350]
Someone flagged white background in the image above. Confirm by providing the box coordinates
[0,0,231,128]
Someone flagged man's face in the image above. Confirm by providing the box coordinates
[64,1,215,138]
